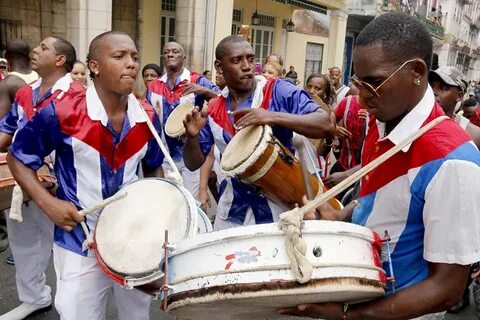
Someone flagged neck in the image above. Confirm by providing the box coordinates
[444,107,455,119]
[167,67,184,85]
[39,69,66,90]
[11,60,31,74]
[385,85,427,135]
[93,82,129,117]
[335,82,342,90]
[227,83,257,109]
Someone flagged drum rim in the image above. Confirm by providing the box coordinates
[94,177,199,276]
[221,125,272,176]
[165,102,194,138]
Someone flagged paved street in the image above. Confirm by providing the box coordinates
[0,246,478,320]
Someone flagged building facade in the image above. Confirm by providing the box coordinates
[345,0,480,82]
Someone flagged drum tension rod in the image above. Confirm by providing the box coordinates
[381,230,396,294]
[161,230,170,311]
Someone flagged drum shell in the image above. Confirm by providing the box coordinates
[164,221,385,319]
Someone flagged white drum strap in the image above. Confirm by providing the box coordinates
[9,183,24,222]
[241,143,279,183]
[277,207,313,284]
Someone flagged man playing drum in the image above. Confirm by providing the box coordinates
[182,35,335,230]
[278,12,480,320]
[0,37,78,320]
[146,41,219,199]
[7,31,164,320]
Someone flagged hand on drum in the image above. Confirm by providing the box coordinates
[323,171,348,188]
[44,198,84,231]
[198,188,211,212]
[183,103,208,138]
[231,108,273,130]
[277,302,345,319]
[301,196,338,221]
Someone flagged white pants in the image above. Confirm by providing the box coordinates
[52,245,151,320]
[163,159,200,199]
[6,201,53,306]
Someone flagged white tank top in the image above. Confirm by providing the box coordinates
[8,71,38,84]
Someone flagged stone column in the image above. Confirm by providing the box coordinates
[326,9,348,69]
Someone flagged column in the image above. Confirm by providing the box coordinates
[326,9,348,69]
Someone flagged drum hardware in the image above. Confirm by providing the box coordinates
[161,230,170,310]
[381,230,396,293]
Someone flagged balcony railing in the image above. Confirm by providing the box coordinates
[417,16,444,38]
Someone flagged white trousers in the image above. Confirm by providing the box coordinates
[52,245,151,320]
[6,201,53,306]
[163,159,200,199]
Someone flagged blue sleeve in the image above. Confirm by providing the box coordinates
[9,102,59,171]
[142,112,165,170]
[197,118,214,156]
[271,79,319,115]
[194,77,220,108]
[0,101,20,135]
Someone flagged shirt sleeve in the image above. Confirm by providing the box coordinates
[197,117,215,156]
[423,157,480,265]
[0,101,20,135]
[271,79,319,115]
[142,112,165,170]
[9,102,59,171]
[194,77,220,108]
[335,97,347,120]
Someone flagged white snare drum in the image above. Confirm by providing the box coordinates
[165,102,194,138]
[197,208,213,234]
[94,178,210,294]
[164,221,386,319]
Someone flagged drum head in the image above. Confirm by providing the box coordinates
[165,102,194,138]
[95,179,197,276]
[221,125,269,174]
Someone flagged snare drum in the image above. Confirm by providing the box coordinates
[93,178,212,295]
[165,102,194,138]
[221,125,342,210]
[0,153,56,211]
[164,221,386,319]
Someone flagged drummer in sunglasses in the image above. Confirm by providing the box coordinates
[279,12,480,320]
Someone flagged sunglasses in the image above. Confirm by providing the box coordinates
[350,59,418,98]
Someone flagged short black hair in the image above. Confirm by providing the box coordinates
[51,36,77,73]
[5,38,30,62]
[203,70,211,76]
[142,63,162,77]
[215,35,249,61]
[356,12,433,70]
[464,98,478,108]
[86,31,131,79]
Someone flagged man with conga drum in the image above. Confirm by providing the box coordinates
[7,31,164,320]
[0,36,79,320]
[278,12,480,320]
[182,35,335,230]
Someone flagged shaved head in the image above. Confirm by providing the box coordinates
[5,39,30,62]
[163,41,184,54]
[87,31,129,61]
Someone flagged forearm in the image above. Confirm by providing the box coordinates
[199,149,215,192]
[183,135,206,171]
[270,111,335,139]
[0,132,12,152]
[143,165,164,178]
[7,153,56,211]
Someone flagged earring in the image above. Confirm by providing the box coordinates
[413,79,421,86]
[95,71,99,76]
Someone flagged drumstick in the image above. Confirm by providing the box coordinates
[78,191,128,217]
[292,135,314,200]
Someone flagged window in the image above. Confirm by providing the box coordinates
[160,1,176,69]
[231,9,243,36]
[0,19,22,54]
[251,13,275,64]
[162,0,176,12]
[304,42,324,84]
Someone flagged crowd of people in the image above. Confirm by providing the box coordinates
[0,10,479,320]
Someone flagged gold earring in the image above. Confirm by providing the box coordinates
[413,79,421,86]
[95,71,99,76]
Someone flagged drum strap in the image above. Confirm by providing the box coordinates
[279,115,449,284]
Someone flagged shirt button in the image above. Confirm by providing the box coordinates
[33,108,37,112]
[375,145,380,152]
[365,175,369,181]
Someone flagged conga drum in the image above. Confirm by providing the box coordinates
[165,102,194,138]
[93,178,212,295]
[221,125,342,210]
[163,220,386,319]
[0,153,56,211]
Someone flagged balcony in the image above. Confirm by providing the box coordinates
[418,16,444,39]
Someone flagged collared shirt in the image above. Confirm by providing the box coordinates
[146,68,219,161]
[0,73,75,135]
[352,85,480,295]
[9,86,164,256]
[198,77,320,228]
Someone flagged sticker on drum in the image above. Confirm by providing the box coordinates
[165,102,194,138]
[94,178,198,278]
[163,220,386,319]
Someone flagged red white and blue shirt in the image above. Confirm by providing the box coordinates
[9,86,164,256]
[146,68,219,161]
[196,77,321,229]
[352,86,480,295]
[0,73,77,135]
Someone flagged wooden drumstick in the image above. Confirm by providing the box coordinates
[78,191,128,217]
[292,135,314,200]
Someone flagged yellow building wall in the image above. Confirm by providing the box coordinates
[140,0,161,67]
[285,33,329,87]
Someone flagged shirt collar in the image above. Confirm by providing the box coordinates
[377,85,435,152]
[220,75,267,99]
[159,67,190,86]
[31,73,73,92]
[86,86,147,127]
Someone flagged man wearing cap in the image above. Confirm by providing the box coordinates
[429,66,480,148]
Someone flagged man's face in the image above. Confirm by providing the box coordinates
[92,34,139,95]
[464,105,479,119]
[329,68,341,86]
[352,45,417,122]
[215,41,255,93]
[162,42,185,71]
[430,76,462,113]
[32,37,59,75]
